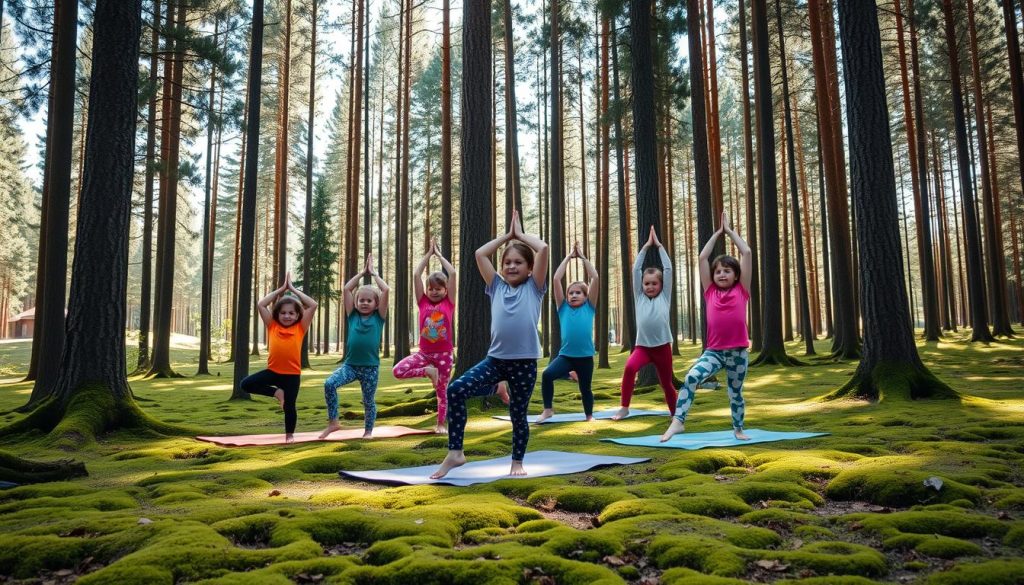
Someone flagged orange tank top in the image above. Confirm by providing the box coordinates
[267,321,305,375]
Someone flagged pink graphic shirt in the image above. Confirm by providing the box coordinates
[417,296,454,353]
[704,283,750,350]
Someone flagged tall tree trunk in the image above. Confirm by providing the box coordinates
[549,0,565,355]
[454,0,492,378]
[198,18,220,376]
[946,137,970,329]
[229,66,249,365]
[274,0,292,284]
[966,0,1012,336]
[441,0,452,257]
[750,0,796,366]
[598,13,611,368]
[349,0,365,282]
[611,25,635,351]
[704,0,724,221]
[931,132,954,330]
[232,0,266,398]
[393,0,412,361]
[792,87,820,335]
[776,0,814,355]
[830,0,953,400]
[1002,0,1024,318]
[940,0,994,342]
[503,0,523,222]
[136,0,160,373]
[148,0,185,378]
[301,0,318,369]
[25,0,78,405]
[738,0,762,351]
[808,0,859,359]
[14,0,173,437]
[818,131,834,337]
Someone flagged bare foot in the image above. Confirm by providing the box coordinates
[509,461,527,476]
[734,429,751,441]
[610,406,630,421]
[318,420,342,439]
[273,388,285,410]
[424,366,439,387]
[568,371,578,382]
[285,433,294,444]
[433,423,448,435]
[660,418,685,442]
[430,450,467,479]
[535,409,554,424]
[362,430,373,439]
[495,382,510,405]
[585,415,595,422]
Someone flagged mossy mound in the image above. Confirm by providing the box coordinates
[826,457,982,506]
[925,559,1024,584]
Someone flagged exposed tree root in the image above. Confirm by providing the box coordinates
[825,361,958,402]
[0,450,88,484]
[751,349,806,367]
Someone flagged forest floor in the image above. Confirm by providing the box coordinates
[0,332,1023,584]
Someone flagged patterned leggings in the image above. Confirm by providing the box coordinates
[392,351,454,425]
[324,364,380,432]
[541,355,595,416]
[446,356,537,461]
[675,348,748,429]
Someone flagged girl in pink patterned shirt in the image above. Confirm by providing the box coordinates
[393,238,457,434]
[662,213,753,442]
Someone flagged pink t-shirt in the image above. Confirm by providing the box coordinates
[417,296,455,353]
[704,283,750,350]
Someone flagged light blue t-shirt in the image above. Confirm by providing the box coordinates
[345,312,385,366]
[557,301,596,358]
[486,274,547,359]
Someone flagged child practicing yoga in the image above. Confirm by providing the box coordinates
[241,272,318,442]
[612,226,679,420]
[431,209,548,479]
[393,237,458,434]
[320,254,390,439]
[662,212,752,442]
[537,241,599,423]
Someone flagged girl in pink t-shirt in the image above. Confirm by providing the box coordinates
[393,238,457,434]
[662,213,753,442]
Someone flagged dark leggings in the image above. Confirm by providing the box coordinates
[541,355,595,416]
[446,356,537,461]
[241,369,301,434]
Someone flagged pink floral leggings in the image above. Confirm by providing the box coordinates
[392,351,453,424]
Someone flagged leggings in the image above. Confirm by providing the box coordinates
[675,348,748,429]
[619,343,678,414]
[392,351,454,424]
[241,369,301,435]
[541,355,595,416]
[447,356,537,461]
[324,364,380,432]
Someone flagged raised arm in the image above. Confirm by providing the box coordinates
[366,253,390,318]
[511,210,549,289]
[256,279,288,327]
[342,270,365,316]
[633,226,655,299]
[656,243,672,302]
[723,214,752,291]
[285,272,319,330]
[698,220,724,292]
[433,239,458,302]
[578,248,600,307]
[551,251,573,308]
[413,247,432,301]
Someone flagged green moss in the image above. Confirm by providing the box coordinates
[776,577,880,585]
[649,534,747,576]
[847,510,1008,540]
[1003,524,1024,548]
[598,499,680,524]
[926,560,1024,584]
[672,495,752,518]
[660,567,750,584]
[773,541,888,577]
[738,508,819,530]
[826,457,981,506]
[793,525,835,540]
[658,451,747,477]
[527,486,635,514]
[731,480,824,506]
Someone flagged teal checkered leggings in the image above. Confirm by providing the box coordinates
[675,348,748,429]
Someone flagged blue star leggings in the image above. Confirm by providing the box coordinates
[446,356,538,461]
[675,348,748,429]
[324,364,380,432]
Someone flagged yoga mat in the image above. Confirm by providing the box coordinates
[601,429,829,450]
[196,425,433,447]
[492,408,670,424]
[338,450,651,486]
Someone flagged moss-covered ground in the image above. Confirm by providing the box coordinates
[0,332,1022,584]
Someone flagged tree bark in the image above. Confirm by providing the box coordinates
[301,0,318,369]
[738,0,762,352]
[940,0,994,342]
[688,0,715,350]
[830,0,954,400]
[198,18,220,376]
[611,25,635,352]
[598,13,611,368]
[441,0,452,257]
[136,0,160,373]
[549,0,565,356]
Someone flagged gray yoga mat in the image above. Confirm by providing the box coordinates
[492,408,670,424]
[601,428,829,450]
[338,450,651,486]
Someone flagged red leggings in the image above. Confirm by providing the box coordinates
[619,343,678,414]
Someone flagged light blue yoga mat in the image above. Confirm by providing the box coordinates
[601,429,829,450]
[338,450,650,486]
[492,408,671,424]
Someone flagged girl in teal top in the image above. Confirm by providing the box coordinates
[320,254,390,438]
[538,241,600,422]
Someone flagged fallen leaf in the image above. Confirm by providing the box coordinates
[268,489,282,497]
[54,569,74,577]
[603,555,626,566]
[414,518,424,525]
[791,539,804,549]
[537,498,557,512]
[754,559,789,572]
[137,518,153,525]
[923,476,944,491]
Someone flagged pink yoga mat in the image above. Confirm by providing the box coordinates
[196,425,434,447]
